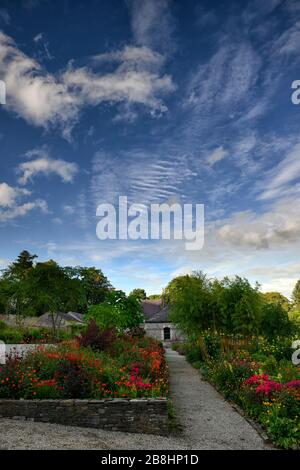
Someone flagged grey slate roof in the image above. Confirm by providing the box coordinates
[142,300,170,323]
[37,311,84,326]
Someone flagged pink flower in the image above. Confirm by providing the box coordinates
[244,374,269,385]
[285,380,300,388]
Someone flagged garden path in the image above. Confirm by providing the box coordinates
[166,348,270,450]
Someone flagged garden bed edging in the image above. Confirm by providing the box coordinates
[0,398,169,435]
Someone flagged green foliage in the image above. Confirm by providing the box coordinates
[217,277,263,335]
[21,261,86,337]
[0,328,23,343]
[166,272,265,336]
[86,290,144,331]
[262,292,290,312]
[0,252,113,321]
[202,332,221,359]
[260,303,293,339]
[186,343,203,364]
[263,415,300,449]
[166,272,214,335]
[2,250,37,281]
[64,266,112,309]
[260,337,294,362]
[289,309,300,330]
[165,271,295,341]
[0,324,63,344]
[129,288,147,300]
[292,280,300,310]
[87,303,120,329]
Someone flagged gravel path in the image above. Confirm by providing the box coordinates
[166,348,270,450]
[0,348,270,450]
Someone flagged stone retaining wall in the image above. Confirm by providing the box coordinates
[0,398,169,435]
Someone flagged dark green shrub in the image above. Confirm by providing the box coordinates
[186,343,203,364]
[263,355,278,375]
[0,320,7,331]
[0,329,23,343]
[203,333,221,359]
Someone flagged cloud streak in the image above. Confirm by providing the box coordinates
[0,33,175,137]
[0,181,48,222]
[17,148,78,185]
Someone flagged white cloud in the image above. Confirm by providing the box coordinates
[260,278,297,299]
[0,181,48,222]
[62,204,75,215]
[17,148,79,185]
[128,0,175,54]
[217,197,300,250]
[258,142,300,200]
[0,199,47,222]
[186,42,261,113]
[62,65,174,118]
[52,217,63,225]
[91,45,164,70]
[91,149,194,207]
[206,146,228,166]
[0,32,78,138]
[0,8,10,24]
[195,8,218,28]
[274,20,300,55]
[33,32,44,43]
[243,0,282,23]
[0,32,175,136]
[0,182,30,207]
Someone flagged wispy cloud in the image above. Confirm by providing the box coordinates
[0,8,10,24]
[185,41,261,114]
[274,20,300,55]
[90,148,195,207]
[0,32,175,137]
[0,181,48,222]
[127,0,175,54]
[206,146,228,166]
[0,182,30,207]
[17,148,78,185]
[258,141,300,200]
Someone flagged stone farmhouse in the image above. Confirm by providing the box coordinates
[141,299,183,342]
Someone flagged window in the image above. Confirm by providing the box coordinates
[163,327,171,340]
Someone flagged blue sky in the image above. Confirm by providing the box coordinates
[0,0,300,297]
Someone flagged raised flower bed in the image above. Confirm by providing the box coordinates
[0,332,169,434]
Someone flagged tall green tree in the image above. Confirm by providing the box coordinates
[166,272,213,335]
[216,277,263,334]
[23,261,86,337]
[130,288,147,300]
[2,250,37,281]
[64,266,112,308]
[292,280,300,310]
[262,292,290,312]
[0,250,37,319]
[147,294,161,300]
[260,303,293,339]
[87,290,143,330]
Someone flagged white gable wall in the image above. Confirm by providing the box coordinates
[144,322,184,342]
